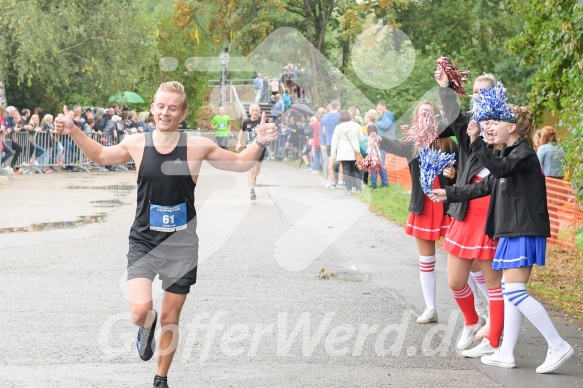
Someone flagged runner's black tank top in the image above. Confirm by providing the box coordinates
[129,131,198,260]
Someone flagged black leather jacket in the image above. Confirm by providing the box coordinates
[444,137,550,238]
[438,86,488,221]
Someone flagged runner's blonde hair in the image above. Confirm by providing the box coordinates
[155,81,188,110]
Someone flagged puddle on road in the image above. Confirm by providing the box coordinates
[90,199,124,207]
[67,184,136,191]
[0,214,107,234]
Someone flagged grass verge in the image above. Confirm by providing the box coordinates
[358,183,583,322]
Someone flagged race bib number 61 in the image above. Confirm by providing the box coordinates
[150,203,187,232]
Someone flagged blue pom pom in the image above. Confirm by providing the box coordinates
[418,147,456,195]
[472,82,515,122]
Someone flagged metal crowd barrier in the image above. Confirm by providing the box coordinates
[0,131,131,173]
[0,129,310,176]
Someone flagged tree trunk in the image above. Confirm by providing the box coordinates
[0,76,7,107]
[304,0,320,106]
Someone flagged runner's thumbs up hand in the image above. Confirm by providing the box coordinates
[256,112,277,144]
[55,106,75,135]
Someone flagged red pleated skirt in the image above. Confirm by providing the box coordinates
[404,178,449,241]
[442,176,498,260]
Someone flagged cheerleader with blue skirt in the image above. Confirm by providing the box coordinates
[430,103,573,374]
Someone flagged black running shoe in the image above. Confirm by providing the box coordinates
[250,190,257,201]
[153,376,169,387]
[136,309,157,361]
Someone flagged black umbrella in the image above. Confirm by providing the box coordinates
[290,103,314,116]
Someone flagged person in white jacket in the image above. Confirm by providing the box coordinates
[331,110,365,194]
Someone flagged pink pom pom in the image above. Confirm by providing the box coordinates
[436,57,470,97]
[402,109,439,148]
[357,133,383,173]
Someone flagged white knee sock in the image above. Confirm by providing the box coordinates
[419,255,436,310]
[498,289,524,358]
[503,282,564,349]
[470,270,490,301]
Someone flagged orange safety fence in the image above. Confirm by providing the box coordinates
[545,177,582,251]
[386,154,412,191]
[385,155,582,250]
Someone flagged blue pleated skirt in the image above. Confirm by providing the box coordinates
[493,236,546,270]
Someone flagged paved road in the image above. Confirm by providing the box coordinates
[0,162,581,387]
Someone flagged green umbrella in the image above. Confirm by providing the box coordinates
[108,91,145,104]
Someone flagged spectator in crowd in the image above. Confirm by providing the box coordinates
[81,115,95,134]
[34,106,45,122]
[537,126,565,179]
[21,108,31,126]
[361,110,379,186]
[262,76,270,103]
[145,116,156,132]
[136,111,150,132]
[348,107,362,125]
[253,73,263,103]
[121,111,139,135]
[533,129,542,152]
[322,100,344,189]
[178,119,188,131]
[72,105,84,128]
[372,101,394,189]
[331,110,365,194]
[282,89,293,111]
[270,78,280,96]
[319,105,331,181]
[41,114,62,170]
[1,107,15,168]
[271,94,284,121]
[310,108,325,174]
[81,107,93,123]
[4,106,24,173]
[23,113,46,166]
[299,116,316,171]
[376,101,396,139]
[104,114,122,141]
[283,116,299,161]
[95,107,113,132]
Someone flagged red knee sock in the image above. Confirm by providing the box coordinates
[451,283,478,326]
[487,287,504,347]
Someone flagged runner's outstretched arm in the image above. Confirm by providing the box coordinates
[55,106,132,165]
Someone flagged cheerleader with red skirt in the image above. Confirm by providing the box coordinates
[434,70,507,356]
[379,100,457,324]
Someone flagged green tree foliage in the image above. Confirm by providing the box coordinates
[507,0,583,200]
[135,0,212,125]
[357,0,535,118]
[0,0,157,113]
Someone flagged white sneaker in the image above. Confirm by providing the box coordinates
[536,341,574,374]
[325,182,336,189]
[481,349,516,369]
[462,338,498,358]
[456,315,486,350]
[336,181,346,189]
[416,308,438,324]
[475,315,490,340]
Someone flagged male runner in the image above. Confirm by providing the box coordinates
[55,81,277,387]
